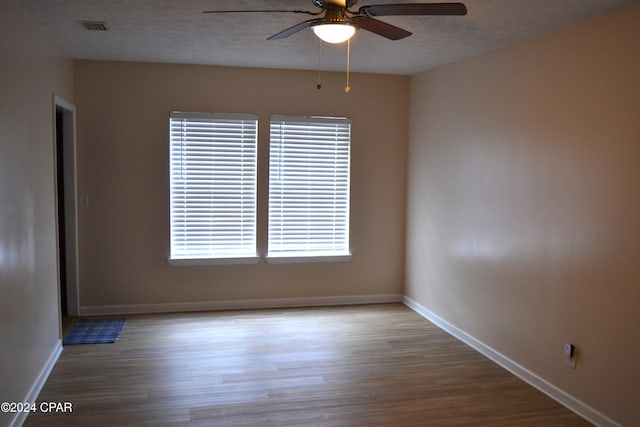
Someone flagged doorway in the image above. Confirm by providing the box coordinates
[53,96,79,337]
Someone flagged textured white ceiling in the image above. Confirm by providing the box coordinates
[16,0,638,75]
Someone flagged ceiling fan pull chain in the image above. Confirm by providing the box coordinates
[345,38,351,93]
[317,39,323,90]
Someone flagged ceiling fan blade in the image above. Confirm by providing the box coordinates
[350,16,411,40]
[267,18,325,40]
[203,9,319,16]
[358,2,467,16]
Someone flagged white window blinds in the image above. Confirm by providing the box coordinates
[268,115,351,258]
[169,112,257,261]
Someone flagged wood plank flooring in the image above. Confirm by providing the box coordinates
[25,304,591,426]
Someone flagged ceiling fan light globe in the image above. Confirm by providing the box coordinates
[312,24,356,44]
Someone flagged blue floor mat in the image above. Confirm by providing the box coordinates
[63,318,127,345]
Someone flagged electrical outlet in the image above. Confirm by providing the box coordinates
[564,344,576,369]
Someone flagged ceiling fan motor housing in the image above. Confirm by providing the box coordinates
[324,5,350,24]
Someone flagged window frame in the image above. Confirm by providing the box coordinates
[266,115,352,263]
[168,111,259,266]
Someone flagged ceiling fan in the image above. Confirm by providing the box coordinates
[204,1,467,44]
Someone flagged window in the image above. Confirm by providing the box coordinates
[169,112,258,263]
[268,115,351,260]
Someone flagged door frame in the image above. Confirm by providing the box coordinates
[53,95,80,321]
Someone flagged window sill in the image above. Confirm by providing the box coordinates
[266,254,352,264]
[168,256,260,266]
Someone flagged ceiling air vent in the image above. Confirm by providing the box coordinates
[80,21,108,31]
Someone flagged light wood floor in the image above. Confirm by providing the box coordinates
[25,304,591,426]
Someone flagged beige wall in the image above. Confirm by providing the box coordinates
[0,1,74,425]
[406,5,640,426]
[74,61,408,310]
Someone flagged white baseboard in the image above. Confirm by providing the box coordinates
[80,294,404,316]
[10,340,62,427]
[402,296,621,427]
